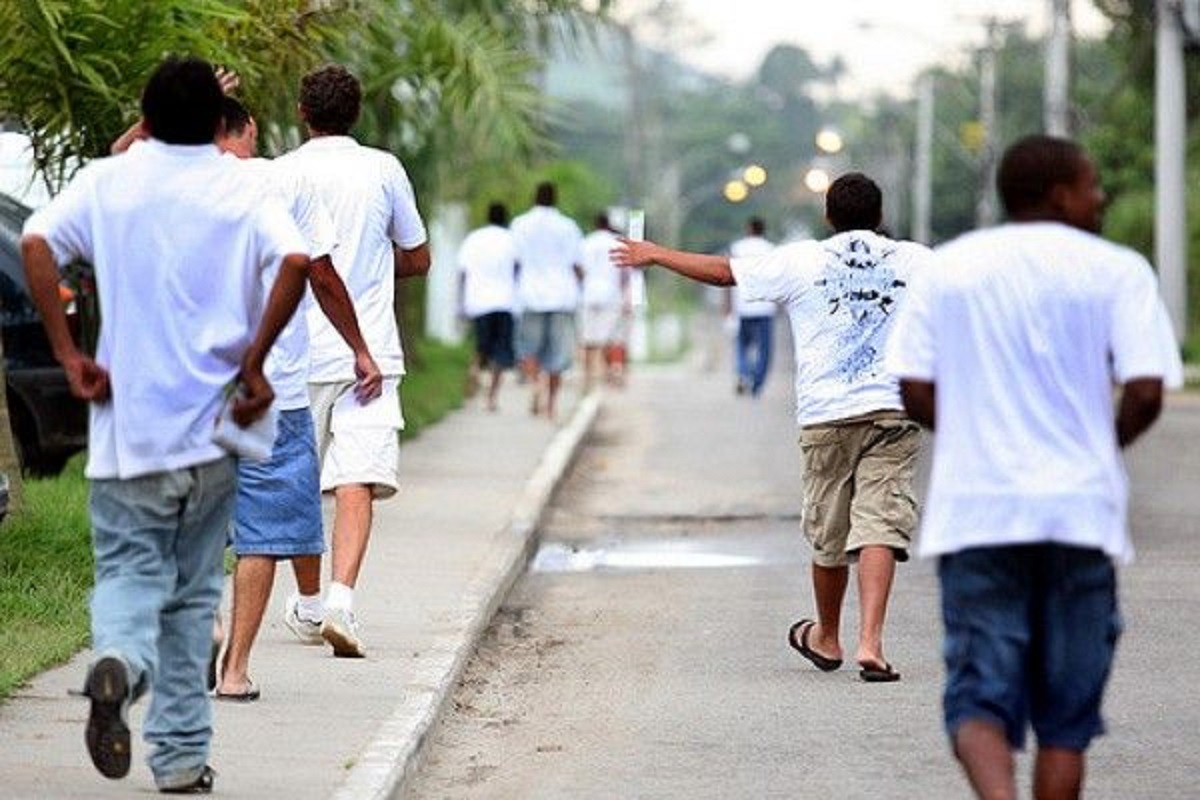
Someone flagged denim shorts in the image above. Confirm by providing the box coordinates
[516,311,575,375]
[233,408,324,557]
[939,544,1121,751]
[472,311,515,369]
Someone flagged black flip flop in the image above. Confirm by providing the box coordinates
[213,681,260,702]
[787,618,842,672]
[858,661,901,683]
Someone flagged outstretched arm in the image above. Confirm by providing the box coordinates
[308,255,382,403]
[610,237,735,287]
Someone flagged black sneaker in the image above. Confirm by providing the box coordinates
[159,765,216,794]
[84,656,132,779]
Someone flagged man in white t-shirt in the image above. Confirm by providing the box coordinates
[727,217,776,396]
[276,65,430,658]
[21,58,309,793]
[885,135,1181,800]
[512,182,584,420]
[457,202,518,411]
[614,174,930,683]
[578,212,629,390]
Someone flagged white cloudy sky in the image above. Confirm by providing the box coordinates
[620,0,1110,97]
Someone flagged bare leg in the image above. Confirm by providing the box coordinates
[808,562,848,661]
[465,353,481,398]
[331,484,373,588]
[545,372,563,421]
[486,367,503,412]
[855,545,896,667]
[521,357,542,415]
[1033,747,1084,800]
[291,554,321,596]
[217,556,276,694]
[583,346,600,392]
[954,719,1018,800]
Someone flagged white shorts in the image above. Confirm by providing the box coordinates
[579,304,622,346]
[308,378,402,499]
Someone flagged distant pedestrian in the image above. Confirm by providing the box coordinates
[511,181,583,420]
[457,202,518,411]
[207,96,382,700]
[276,64,430,658]
[614,173,931,682]
[578,212,629,390]
[727,217,776,396]
[885,135,1182,799]
[21,57,309,793]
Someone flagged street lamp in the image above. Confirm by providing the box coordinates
[743,164,767,188]
[804,168,832,194]
[815,128,844,155]
[724,179,750,203]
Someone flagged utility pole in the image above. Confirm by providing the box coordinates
[975,19,1000,228]
[1156,0,1187,342]
[1044,0,1072,136]
[912,72,934,244]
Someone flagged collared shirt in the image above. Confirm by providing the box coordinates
[23,140,306,479]
[731,229,932,427]
[511,205,583,312]
[885,222,1183,562]
[729,235,777,317]
[457,224,517,317]
[275,136,427,382]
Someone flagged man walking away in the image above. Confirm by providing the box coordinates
[613,173,931,682]
[728,217,776,396]
[21,57,309,793]
[457,202,518,411]
[277,64,430,658]
[886,134,1181,800]
[511,181,583,420]
[579,212,628,390]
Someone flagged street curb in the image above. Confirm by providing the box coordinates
[332,391,604,800]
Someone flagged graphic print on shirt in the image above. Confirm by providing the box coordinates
[814,237,906,381]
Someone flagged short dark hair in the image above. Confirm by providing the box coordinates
[299,64,362,135]
[748,216,765,236]
[220,96,252,137]
[487,202,509,226]
[141,57,223,145]
[594,212,610,230]
[825,173,882,233]
[997,135,1087,217]
[535,182,556,206]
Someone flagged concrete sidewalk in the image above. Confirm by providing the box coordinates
[0,381,601,799]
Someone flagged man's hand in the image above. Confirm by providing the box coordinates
[610,237,659,269]
[214,67,240,95]
[231,369,274,427]
[353,351,383,404]
[62,352,110,402]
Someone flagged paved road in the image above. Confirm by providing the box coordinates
[404,322,1200,799]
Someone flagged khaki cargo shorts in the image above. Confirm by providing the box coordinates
[799,410,921,568]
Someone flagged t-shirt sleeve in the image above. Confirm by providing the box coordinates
[385,157,428,249]
[22,169,95,267]
[729,241,813,305]
[884,263,937,382]
[1110,256,1184,388]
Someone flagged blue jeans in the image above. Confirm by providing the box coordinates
[88,457,236,786]
[736,316,773,395]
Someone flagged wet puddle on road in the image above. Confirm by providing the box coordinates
[530,536,781,574]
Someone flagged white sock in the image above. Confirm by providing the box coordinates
[296,593,324,622]
[325,582,354,613]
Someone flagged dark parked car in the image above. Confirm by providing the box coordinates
[0,191,90,475]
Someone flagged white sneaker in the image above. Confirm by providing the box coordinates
[282,595,324,646]
[320,607,366,658]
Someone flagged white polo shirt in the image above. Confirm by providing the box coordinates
[579,228,623,307]
[729,235,777,318]
[275,136,427,382]
[885,222,1183,563]
[23,140,307,479]
[457,224,517,318]
[241,157,337,410]
[511,205,583,313]
[731,230,932,427]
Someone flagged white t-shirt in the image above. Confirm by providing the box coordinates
[731,230,932,427]
[23,140,307,479]
[511,205,583,312]
[729,235,777,317]
[885,222,1183,563]
[579,228,624,307]
[457,224,517,317]
[275,136,427,382]
[241,157,337,410]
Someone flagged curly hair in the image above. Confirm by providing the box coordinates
[826,173,882,233]
[299,65,362,135]
[141,57,223,145]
